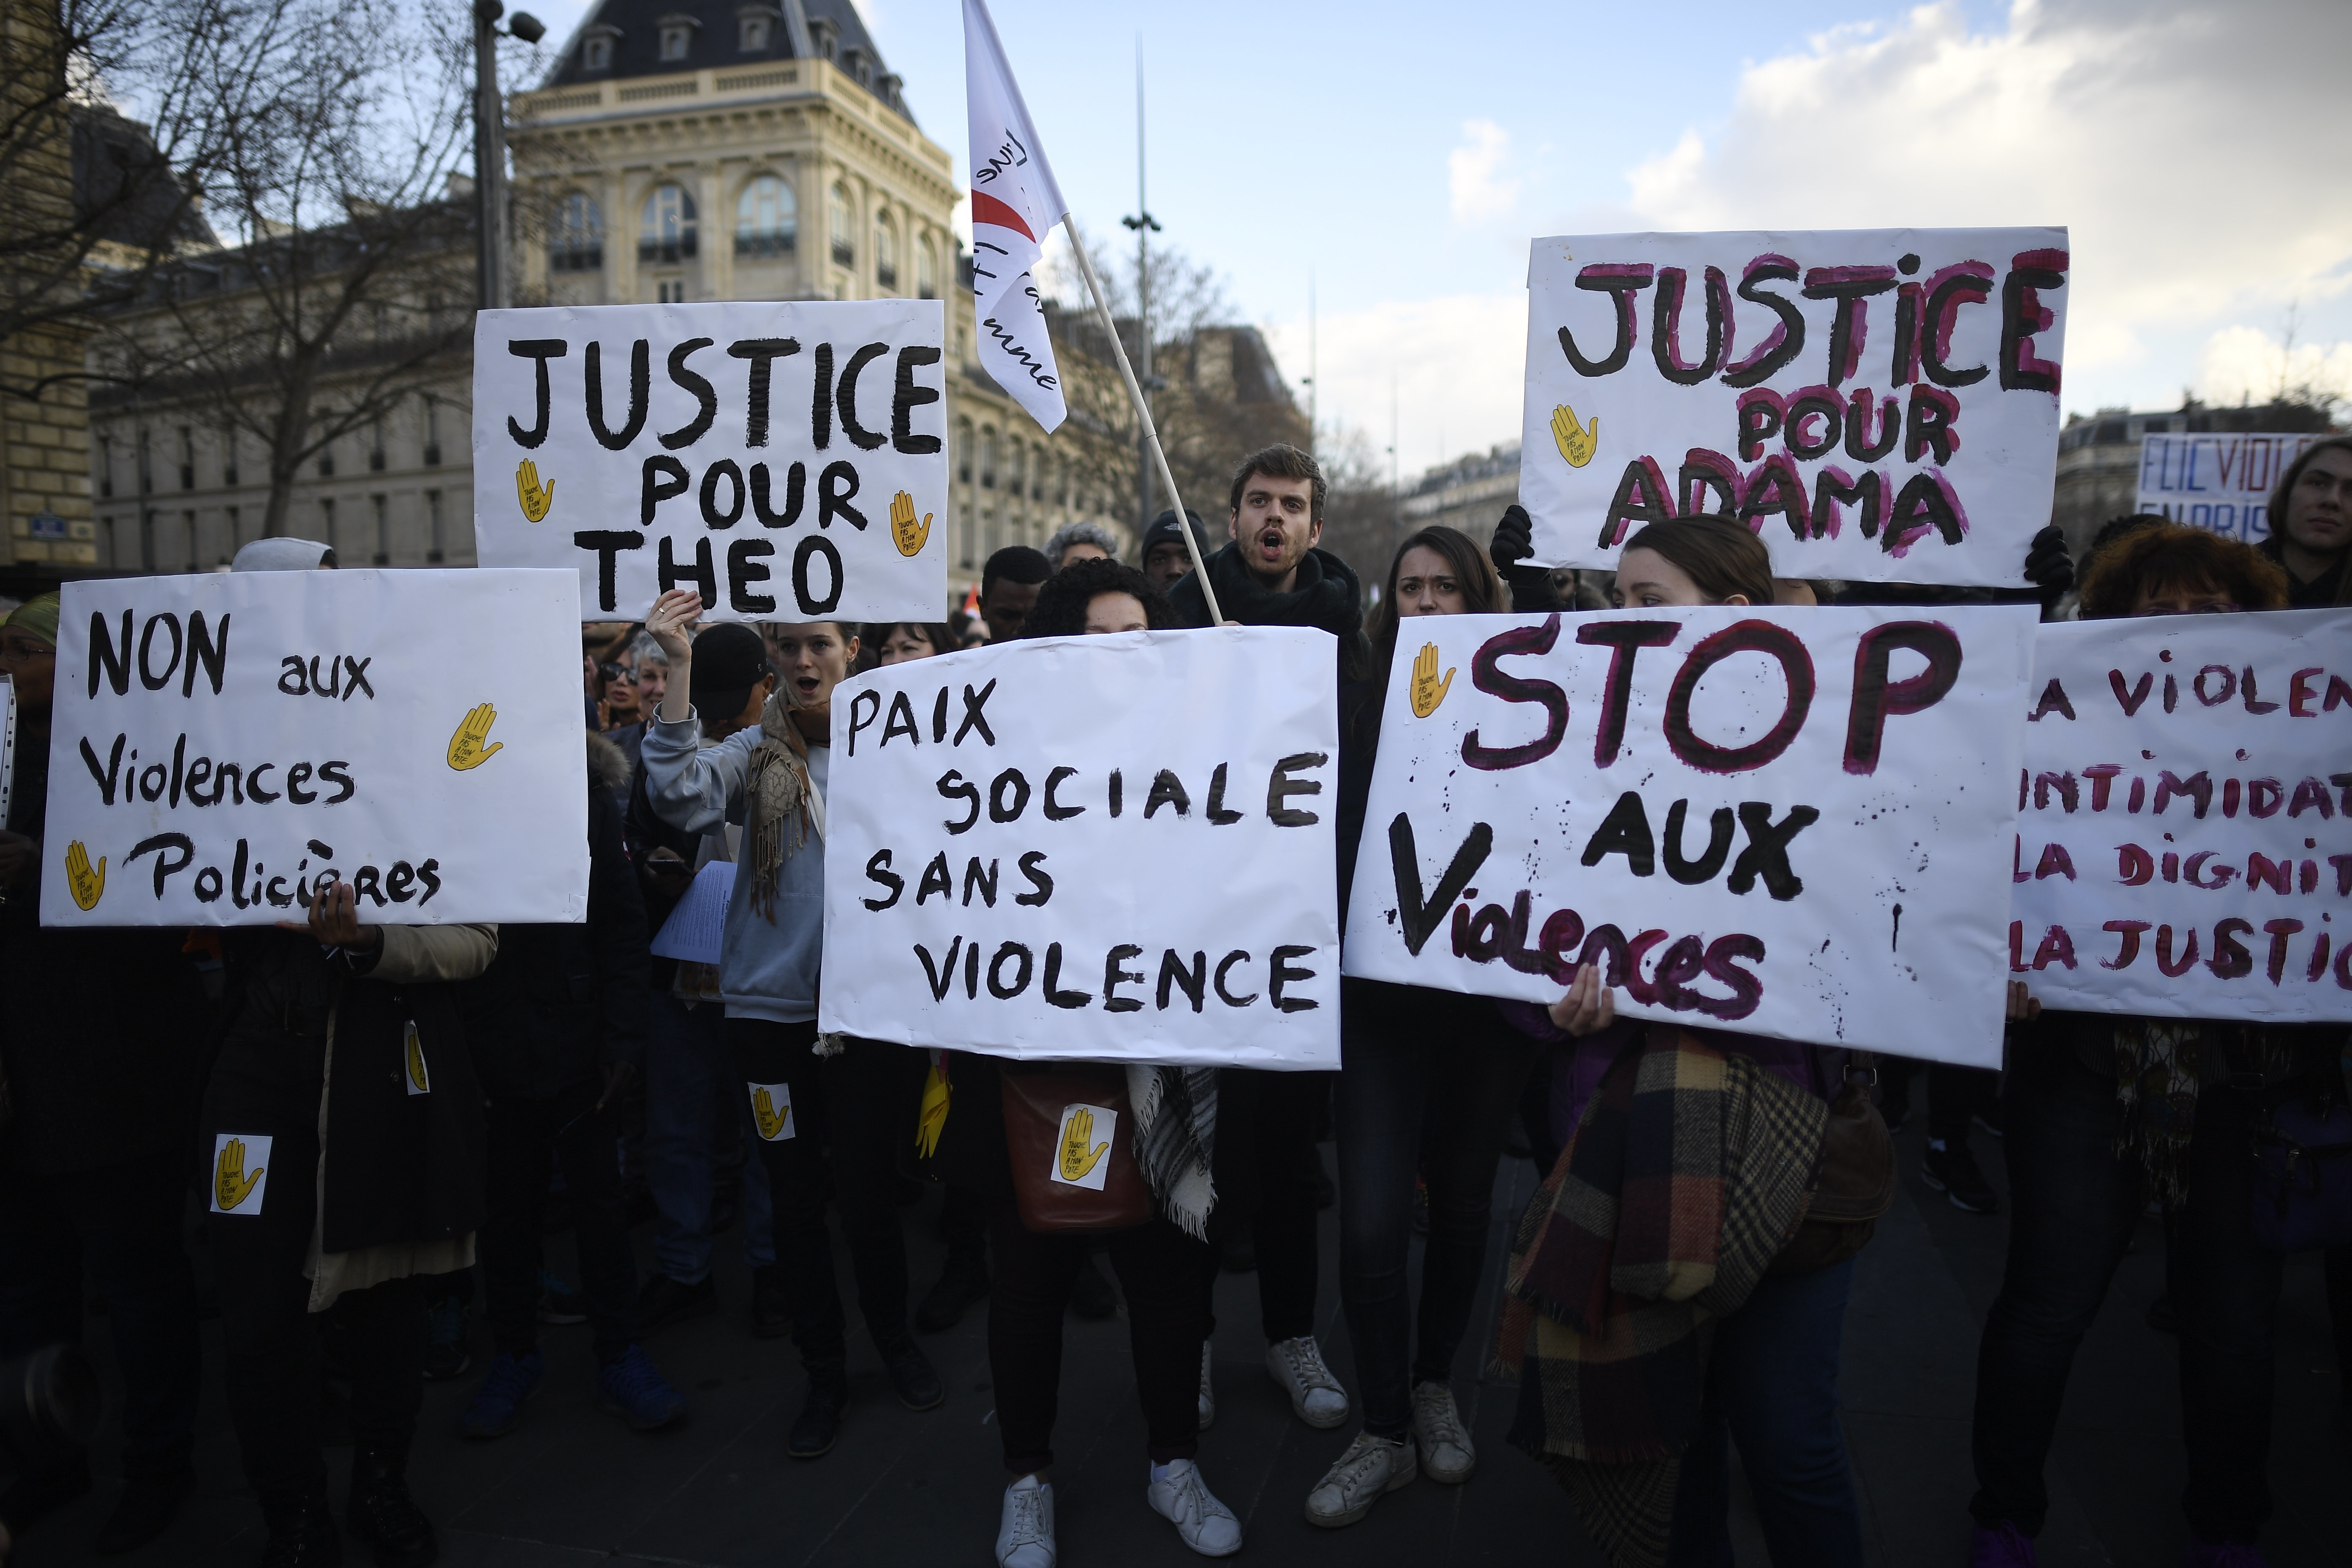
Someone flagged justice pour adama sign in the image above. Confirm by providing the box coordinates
[1520,228,2069,588]
[471,300,949,623]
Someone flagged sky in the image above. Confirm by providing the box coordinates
[515,0,2352,485]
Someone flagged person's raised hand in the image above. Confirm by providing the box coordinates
[1490,504,1535,576]
[2024,525,2074,607]
[1548,962,1616,1037]
[1059,1105,1110,1182]
[2006,980,2041,1024]
[292,879,381,952]
[645,588,702,664]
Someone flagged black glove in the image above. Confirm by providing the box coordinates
[1490,504,1536,577]
[2023,524,2074,607]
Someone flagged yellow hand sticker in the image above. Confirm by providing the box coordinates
[1059,1105,1110,1183]
[889,490,932,558]
[752,1086,792,1141]
[405,1025,430,1094]
[516,459,555,523]
[915,1062,950,1159]
[215,1138,263,1211]
[64,840,104,910]
[447,703,504,771]
[1552,402,1600,468]
[1408,642,1455,718]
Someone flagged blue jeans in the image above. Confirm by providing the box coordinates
[1667,1258,1863,1568]
[644,994,773,1282]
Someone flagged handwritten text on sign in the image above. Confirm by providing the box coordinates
[41,570,589,927]
[1520,229,2068,588]
[819,629,1340,1069]
[1342,606,2039,1068]
[2134,430,2319,546]
[471,301,947,622]
[2008,612,2351,1021]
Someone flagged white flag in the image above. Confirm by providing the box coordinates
[963,0,1067,433]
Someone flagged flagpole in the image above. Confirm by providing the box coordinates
[1062,216,1224,625]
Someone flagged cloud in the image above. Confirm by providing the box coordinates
[1448,120,1520,226]
[1263,292,1530,483]
[1614,0,2352,407]
[2195,324,2352,407]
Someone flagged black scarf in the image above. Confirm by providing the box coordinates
[1173,541,1364,637]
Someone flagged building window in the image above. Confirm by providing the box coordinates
[177,427,194,489]
[423,395,442,466]
[659,22,691,60]
[656,279,686,304]
[137,429,151,493]
[320,497,336,553]
[181,509,197,569]
[828,184,852,267]
[369,416,385,471]
[316,441,334,478]
[221,424,238,487]
[372,494,390,564]
[226,504,241,546]
[139,508,155,570]
[735,174,795,259]
[550,192,604,272]
[918,237,937,300]
[959,505,975,570]
[956,418,973,484]
[427,490,446,563]
[98,434,112,497]
[981,429,997,489]
[874,212,897,289]
[738,11,770,49]
[1007,443,1024,505]
[583,34,611,70]
[640,183,698,264]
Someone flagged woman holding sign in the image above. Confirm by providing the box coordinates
[1500,517,1871,1568]
[1312,524,1541,1528]
[1969,525,2335,1568]
[640,593,944,1462]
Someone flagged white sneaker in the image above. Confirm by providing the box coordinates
[996,1475,1055,1568]
[1197,1342,1215,1430]
[1266,1336,1350,1429]
[1410,1380,1475,1484]
[1304,1431,1417,1527]
[1147,1457,1243,1557]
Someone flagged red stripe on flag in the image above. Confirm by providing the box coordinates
[969,189,1035,243]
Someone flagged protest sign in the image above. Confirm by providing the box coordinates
[41,569,588,928]
[2007,611,2351,1021]
[471,301,948,622]
[2134,430,2319,545]
[1519,229,2069,588]
[819,628,1340,1069]
[1342,605,2038,1067]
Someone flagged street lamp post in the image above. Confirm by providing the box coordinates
[474,0,544,313]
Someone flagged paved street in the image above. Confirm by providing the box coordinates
[14,1108,2351,1568]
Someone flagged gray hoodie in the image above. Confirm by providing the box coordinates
[639,712,828,1024]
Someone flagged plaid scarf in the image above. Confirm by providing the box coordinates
[1127,1065,1217,1240]
[1494,1026,1824,1568]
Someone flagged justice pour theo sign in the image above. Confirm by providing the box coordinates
[1520,228,2070,589]
[471,300,949,623]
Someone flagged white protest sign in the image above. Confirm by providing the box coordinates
[2008,612,2351,1021]
[41,569,588,927]
[819,628,1340,1069]
[1342,606,2039,1067]
[471,301,948,622]
[1521,229,2069,587]
[2134,430,2319,545]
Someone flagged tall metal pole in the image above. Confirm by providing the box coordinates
[1306,270,1316,456]
[474,0,509,312]
[1132,41,1152,533]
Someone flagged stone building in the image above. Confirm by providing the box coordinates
[2048,399,2339,562]
[86,0,1133,593]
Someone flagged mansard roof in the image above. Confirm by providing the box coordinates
[543,0,910,120]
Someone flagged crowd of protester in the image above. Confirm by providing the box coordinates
[0,436,2347,1568]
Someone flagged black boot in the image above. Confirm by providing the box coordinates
[257,1481,342,1568]
[787,1365,849,1460]
[344,1443,436,1568]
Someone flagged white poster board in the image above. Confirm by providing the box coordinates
[1521,229,2069,587]
[1342,606,2039,1067]
[819,628,1341,1069]
[2134,430,2320,545]
[41,569,589,927]
[2008,611,2351,1020]
[472,301,949,622]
